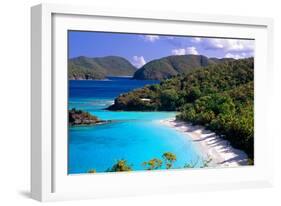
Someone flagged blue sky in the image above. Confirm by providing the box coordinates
[68,31,254,68]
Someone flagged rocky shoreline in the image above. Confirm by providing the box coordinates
[69,108,109,126]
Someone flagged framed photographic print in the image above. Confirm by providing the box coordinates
[31,3,274,201]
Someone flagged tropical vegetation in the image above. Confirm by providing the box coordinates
[88,152,214,173]
[108,58,254,159]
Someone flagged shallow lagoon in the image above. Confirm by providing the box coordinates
[68,77,203,174]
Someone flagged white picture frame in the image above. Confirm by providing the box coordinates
[31,3,274,202]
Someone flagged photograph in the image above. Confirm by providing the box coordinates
[67,31,254,174]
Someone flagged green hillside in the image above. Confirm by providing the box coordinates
[69,56,137,80]
[108,58,254,159]
[133,55,233,80]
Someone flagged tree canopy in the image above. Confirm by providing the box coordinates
[108,58,254,159]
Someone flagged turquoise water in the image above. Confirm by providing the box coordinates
[68,77,203,174]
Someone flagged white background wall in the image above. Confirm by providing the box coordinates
[0,0,280,205]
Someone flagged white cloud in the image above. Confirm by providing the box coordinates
[143,35,160,42]
[172,48,186,55]
[225,52,248,59]
[172,46,199,55]
[186,47,199,55]
[192,37,202,42]
[132,56,146,68]
[206,39,254,52]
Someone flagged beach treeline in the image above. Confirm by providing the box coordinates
[107,58,254,160]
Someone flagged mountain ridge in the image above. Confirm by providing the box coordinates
[133,54,235,80]
[68,54,239,80]
[69,56,137,80]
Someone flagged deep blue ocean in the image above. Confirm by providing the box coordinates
[68,77,203,174]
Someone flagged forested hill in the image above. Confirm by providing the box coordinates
[69,56,137,80]
[133,54,234,80]
[108,58,254,159]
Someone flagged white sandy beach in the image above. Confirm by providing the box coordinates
[159,118,249,167]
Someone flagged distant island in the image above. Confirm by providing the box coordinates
[133,55,234,80]
[69,56,137,80]
[68,54,235,80]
